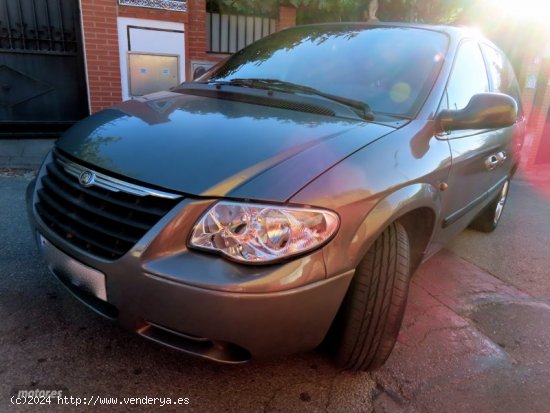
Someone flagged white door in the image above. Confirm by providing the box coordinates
[117,17,185,100]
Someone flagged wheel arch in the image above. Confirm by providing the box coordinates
[323,183,441,367]
[346,183,441,273]
[396,207,437,273]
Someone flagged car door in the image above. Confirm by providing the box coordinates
[480,43,526,189]
[435,40,496,237]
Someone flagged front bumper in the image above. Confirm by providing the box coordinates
[26,177,353,363]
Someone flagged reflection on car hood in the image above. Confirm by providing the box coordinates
[56,91,395,201]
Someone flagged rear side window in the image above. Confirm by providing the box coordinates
[445,41,489,111]
[480,44,523,114]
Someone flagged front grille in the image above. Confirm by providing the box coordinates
[36,152,181,260]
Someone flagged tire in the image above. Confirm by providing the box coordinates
[331,221,411,371]
[469,179,510,233]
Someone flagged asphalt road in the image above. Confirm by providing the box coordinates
[1,172,549,412]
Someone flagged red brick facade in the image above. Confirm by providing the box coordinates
[79,1,296,114]
[529,65,550,166]
[80,0,122,114]
[276,6,297,31]
[520,47,550,167]
[118,5,189,22]
[187,0,214,64]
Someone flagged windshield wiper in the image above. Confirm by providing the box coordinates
[207,78,375,121]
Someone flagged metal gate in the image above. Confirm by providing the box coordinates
[0,0,88,138]
[207,13,277,54]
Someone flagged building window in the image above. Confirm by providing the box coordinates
[118,0,187,12]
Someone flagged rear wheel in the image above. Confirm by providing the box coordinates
[331,221,411,371]
[469,179,510,233]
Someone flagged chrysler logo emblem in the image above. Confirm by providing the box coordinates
[79,170,95,187]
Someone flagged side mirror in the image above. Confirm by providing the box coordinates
[436,92,518,133]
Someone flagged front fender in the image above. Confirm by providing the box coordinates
[323,183,441,278]
[350,183,440,264]
[289,120,451,279]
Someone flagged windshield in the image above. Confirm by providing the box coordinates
[202,25,449,118]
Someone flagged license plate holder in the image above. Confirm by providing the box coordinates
[37,233,107,301]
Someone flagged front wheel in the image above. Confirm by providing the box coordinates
[330,221,411,371]
[469,179,510,233]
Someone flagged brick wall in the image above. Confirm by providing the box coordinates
[527,61,550,166]
[520,58,538,122]
[80,1,296,114]
[80,0,122,114]
[80,0,198,114]
[276,6,297,31]
[187,0,211,64]
[118,5,189,23]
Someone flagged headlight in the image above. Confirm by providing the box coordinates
[189,201,339,263]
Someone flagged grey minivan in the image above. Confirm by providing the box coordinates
[27,23,525,370]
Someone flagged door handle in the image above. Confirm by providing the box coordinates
[495,151,507,163]
[485,155,499,170]
[485,151,507,171]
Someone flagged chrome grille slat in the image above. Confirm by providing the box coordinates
[37,187,140,244]
[56,155,181,199]
[40,178,151,231]
[45,162,168,217]
[35,152,182,260]
[36,203,129,258]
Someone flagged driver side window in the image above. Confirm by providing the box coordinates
[445,41,490,111]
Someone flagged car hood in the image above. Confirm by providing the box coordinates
[56,91,395,202]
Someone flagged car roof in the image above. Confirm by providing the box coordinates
[289,22,485,44]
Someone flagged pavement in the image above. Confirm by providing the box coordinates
[0,171,549,412]
[0,139,55,169]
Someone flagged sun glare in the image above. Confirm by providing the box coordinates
[493,0,550,23]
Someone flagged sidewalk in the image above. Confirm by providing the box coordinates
[0,139,55,170]
[374,249,550,413]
